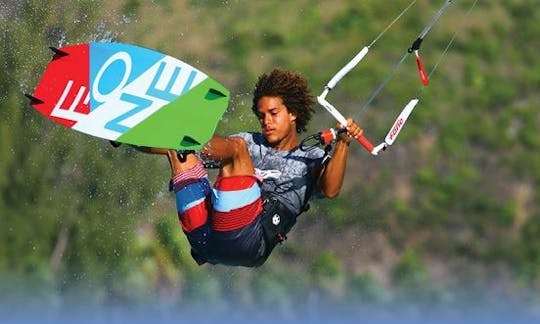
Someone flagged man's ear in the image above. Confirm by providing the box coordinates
[289,111,297,121]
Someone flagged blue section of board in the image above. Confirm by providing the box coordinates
[89,42,165,111]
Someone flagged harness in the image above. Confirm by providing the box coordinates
[258,144,331,259]
[260,195,298,248]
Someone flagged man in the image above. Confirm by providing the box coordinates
[147,69,362,267]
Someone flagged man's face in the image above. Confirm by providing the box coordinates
[256,96,297,148]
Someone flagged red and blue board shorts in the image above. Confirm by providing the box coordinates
[172,163,267,266]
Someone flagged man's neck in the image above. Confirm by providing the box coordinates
[269,133,299,151]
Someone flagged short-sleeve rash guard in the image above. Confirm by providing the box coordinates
[232,132,327,215]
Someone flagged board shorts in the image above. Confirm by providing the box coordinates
[172,163,267,267]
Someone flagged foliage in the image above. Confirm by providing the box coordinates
[1,0,539,317]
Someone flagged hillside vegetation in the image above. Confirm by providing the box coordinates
[1,0,539,318]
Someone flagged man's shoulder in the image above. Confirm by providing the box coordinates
[231,132,265,146]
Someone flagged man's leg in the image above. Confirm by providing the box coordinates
[201,136,255,178]
[200,136,263,233]
[167,150,211,255]
[168,135,258,232]
[146,137,262,264]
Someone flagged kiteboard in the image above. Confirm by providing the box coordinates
[27,42,230,150]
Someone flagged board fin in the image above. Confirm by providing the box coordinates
[109,140,122,148]
[180,135,201,148]
[205,88,227,100]
[24,93,44,105]
[49,47,69,58]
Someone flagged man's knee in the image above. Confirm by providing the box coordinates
[229,137,250,160]
[219,137,254,176]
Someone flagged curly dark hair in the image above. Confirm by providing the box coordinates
[252,68,316,133]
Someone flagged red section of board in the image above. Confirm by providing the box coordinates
[31,44,90,128]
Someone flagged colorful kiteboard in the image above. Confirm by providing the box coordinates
[27,42,230,150]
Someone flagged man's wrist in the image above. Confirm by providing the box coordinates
[337,133,352,144]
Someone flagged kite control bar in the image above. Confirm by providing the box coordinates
[315,2,416,155]
[316,47,378,153]
[371,98,419,155]
[316,46,375,154]
[305,98,420,156]
[319,58,422,156]
[316,0,458,156]
[317,89,375,154]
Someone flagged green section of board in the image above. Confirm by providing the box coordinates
[118,78,229,150]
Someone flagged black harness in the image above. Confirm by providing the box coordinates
[258,144,331,260]
[260,195,298,248]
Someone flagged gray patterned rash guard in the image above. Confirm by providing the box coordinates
[232,132,329,216]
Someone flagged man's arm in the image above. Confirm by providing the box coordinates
[318,118,363,198]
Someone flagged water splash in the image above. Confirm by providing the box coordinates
[88,21,118,43]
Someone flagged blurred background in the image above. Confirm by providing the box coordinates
[1,0,538,322]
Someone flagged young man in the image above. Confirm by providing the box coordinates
[151,69,362,267]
